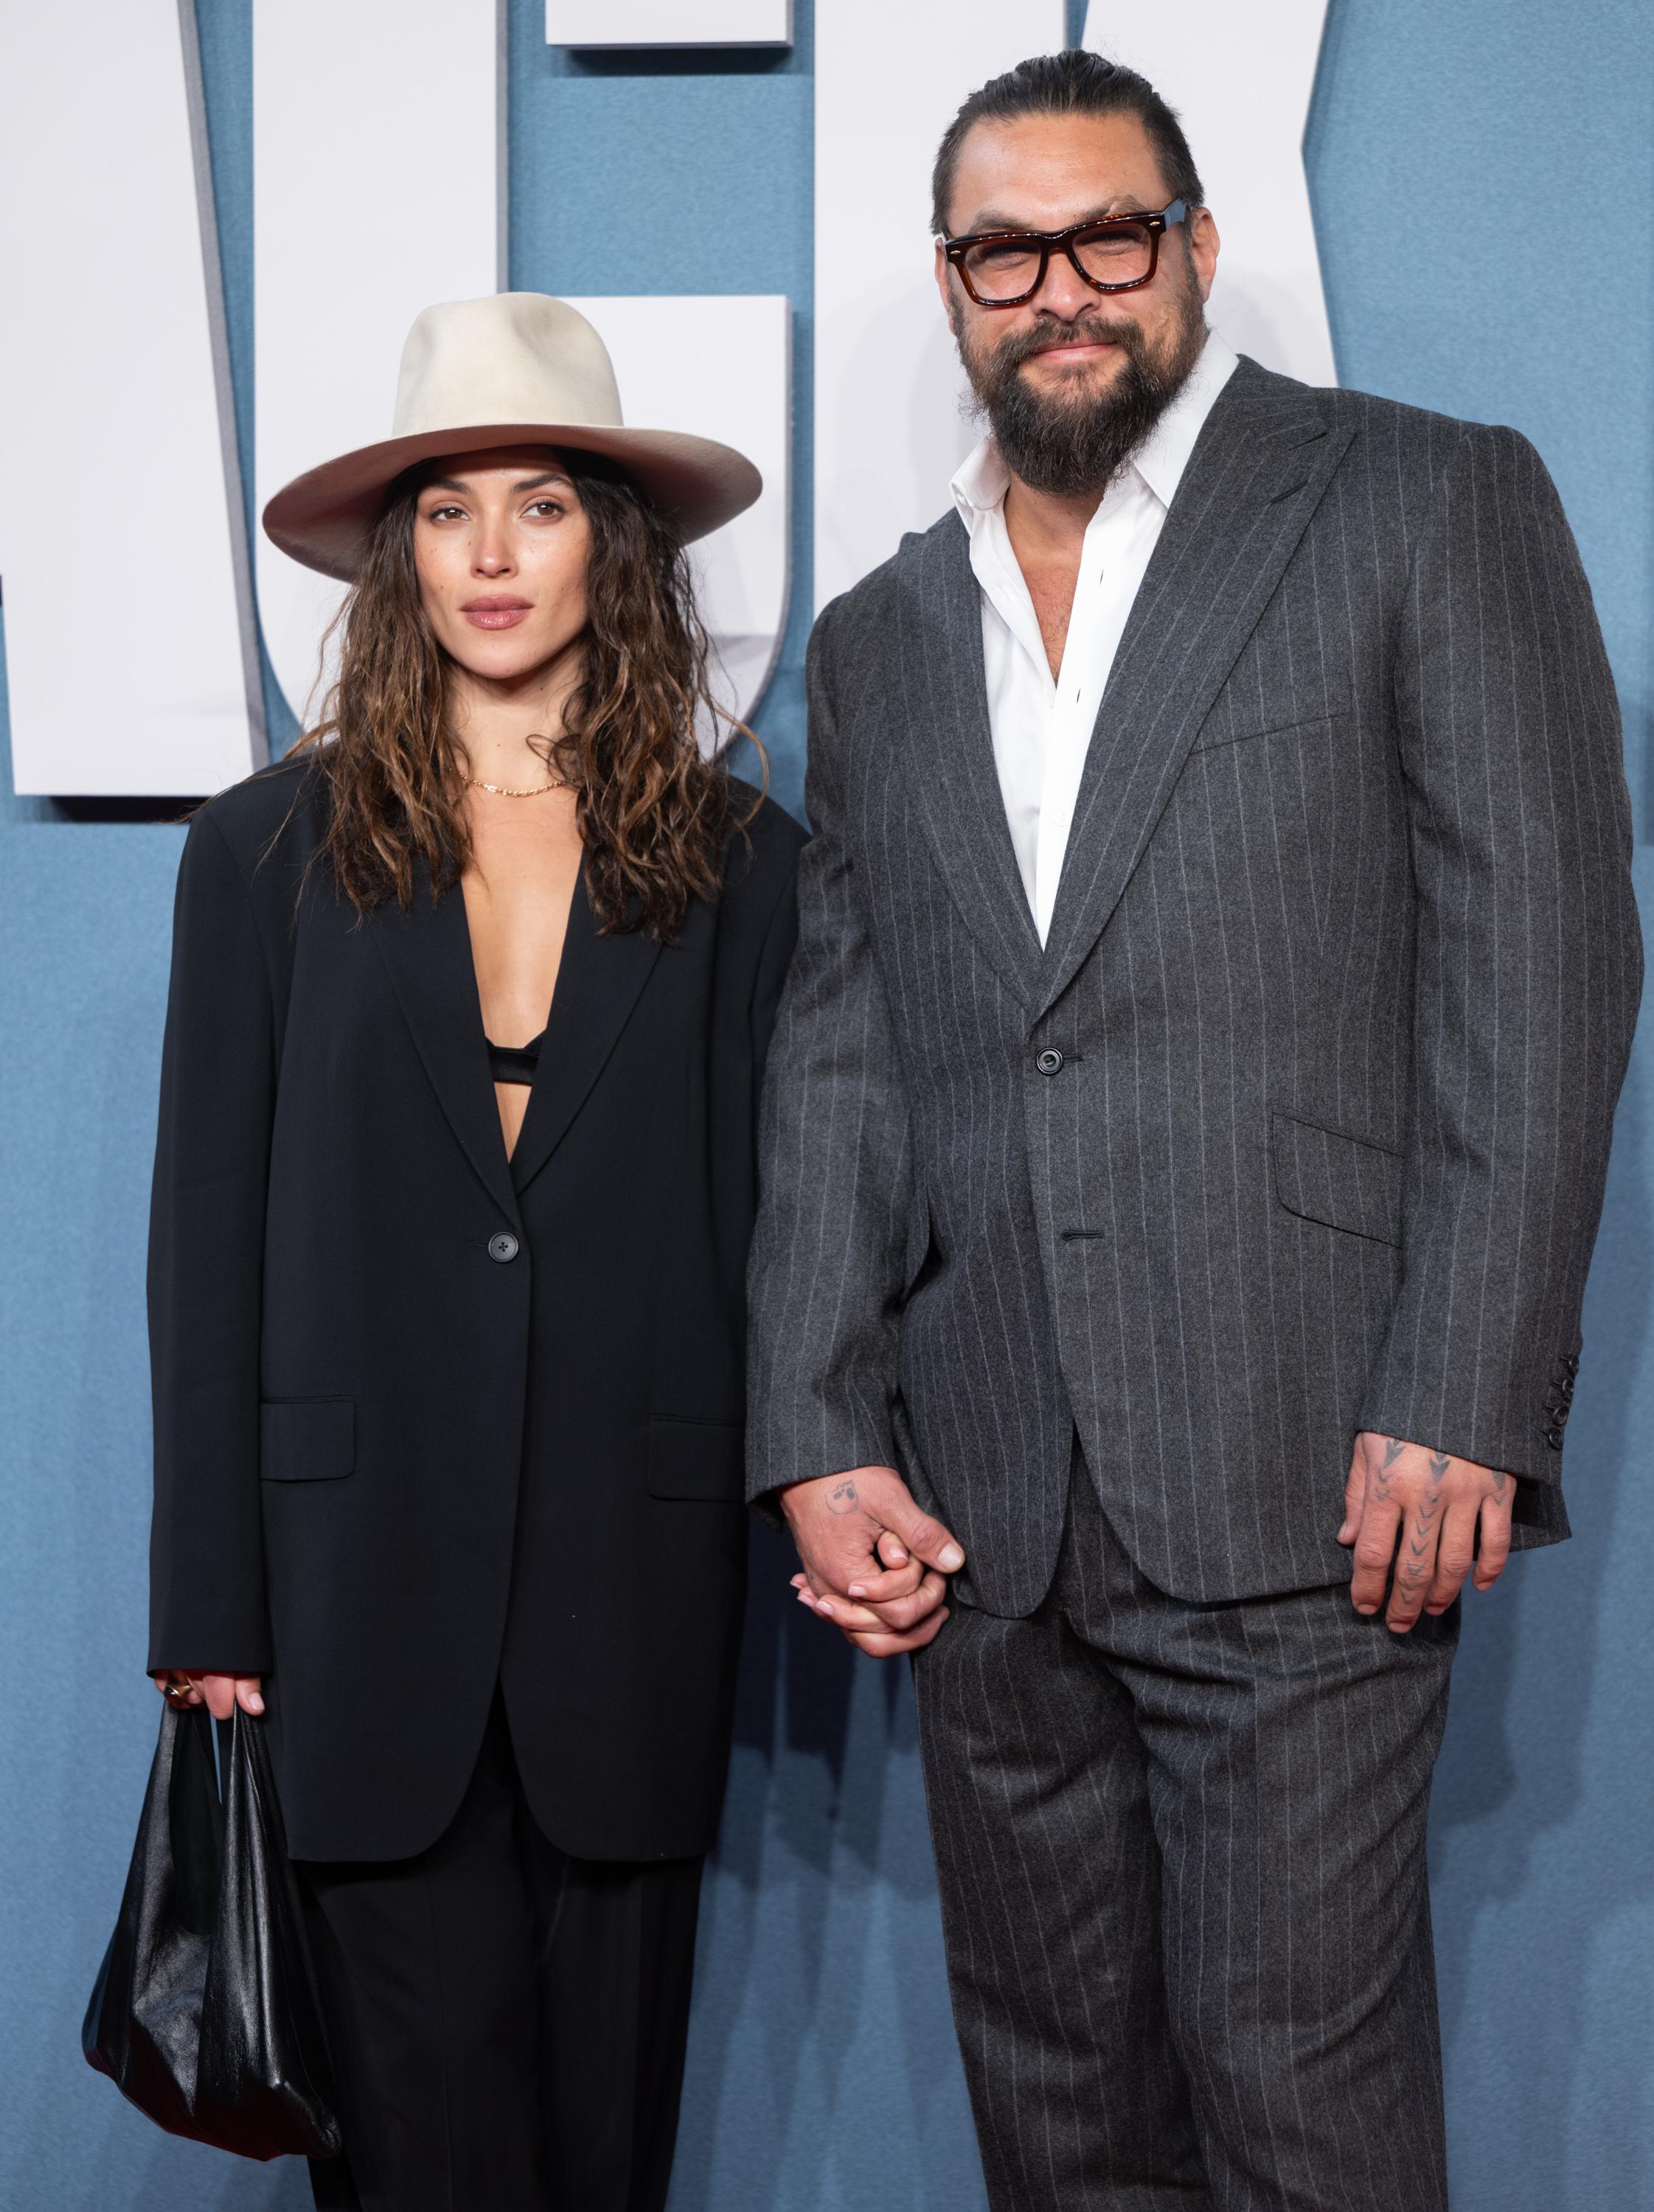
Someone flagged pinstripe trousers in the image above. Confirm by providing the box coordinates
[911,1445,1457,2212]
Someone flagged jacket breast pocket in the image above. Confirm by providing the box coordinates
[1195,698,1349,751]
[647,1417,746,1503]
[1272,1113,1403,1247]
[260,1399,355,1482]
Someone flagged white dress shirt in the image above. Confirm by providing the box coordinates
[951,331,1240,944]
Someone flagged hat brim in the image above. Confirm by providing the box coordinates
[263,420,762,580]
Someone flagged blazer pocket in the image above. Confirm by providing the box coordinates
[260,1399,355,1482]
[1195,700,1348,752]
[647,1417,746,1503]
[1272,1113,1403,1247]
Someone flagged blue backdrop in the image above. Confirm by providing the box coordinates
[2,2,1650,2205]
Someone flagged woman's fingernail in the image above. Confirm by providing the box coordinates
[817,1600,834,1618]
[248,1694,265,1713]
[847,1583,866,1598]
[938,1545,964,1571]
[886,1546,908,1565]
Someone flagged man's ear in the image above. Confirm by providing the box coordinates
[934,236,954,321]
[1187,207,1220,305]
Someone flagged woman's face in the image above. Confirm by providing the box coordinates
[412,444,592,686]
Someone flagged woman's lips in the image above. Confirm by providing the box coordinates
[461,597,532,630]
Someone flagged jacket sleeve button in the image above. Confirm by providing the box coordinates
[1035,1048,1066,1077]
[488,1232,520,1263]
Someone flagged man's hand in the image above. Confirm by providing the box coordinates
[781,1465,965,1658]
[1338,1433,1514,1632]
[153,1671,264,1720]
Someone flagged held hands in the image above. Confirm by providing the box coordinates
[153,1672,264,1721]
[782,1465,965,1658]
[1338,1431,1514,1632]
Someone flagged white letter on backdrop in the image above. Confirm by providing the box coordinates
[0,0,260,796]
[257,7,791,733]
[547,0,792,45]
[813,1,1066,611]
[563,299,792,734]
[1082,1,1335,386]
[254,0,504,730]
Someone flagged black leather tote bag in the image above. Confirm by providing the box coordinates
[83,1700,342,2161]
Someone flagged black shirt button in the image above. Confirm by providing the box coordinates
[1035,1048,1066,1077]
[488,1232,520,1264]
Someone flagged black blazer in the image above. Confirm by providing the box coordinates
[147,759,804,1863]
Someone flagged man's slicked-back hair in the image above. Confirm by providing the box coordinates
[931,49,1204,237]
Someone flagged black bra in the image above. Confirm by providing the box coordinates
[487,1029,545,1088]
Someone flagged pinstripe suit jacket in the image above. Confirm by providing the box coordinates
[747,358,1641,1614]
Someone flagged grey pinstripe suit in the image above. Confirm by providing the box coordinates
[747,360,1640,2206]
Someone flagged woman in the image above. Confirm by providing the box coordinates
[146,293,804,2212]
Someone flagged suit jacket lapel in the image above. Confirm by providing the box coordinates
[508,874,661,1196]
[1033,361,1354,1023]
[894,516,1043,1007]
[369,865,521,1226]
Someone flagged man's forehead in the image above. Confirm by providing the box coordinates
[950,109,1166,229]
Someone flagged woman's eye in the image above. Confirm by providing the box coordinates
[527,498,563,518]
[425,504,465,523]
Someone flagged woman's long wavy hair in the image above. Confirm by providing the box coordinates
[293,448,761,939]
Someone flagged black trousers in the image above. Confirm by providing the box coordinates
[299,1694,703,2212]
[911,1447,1459,2212]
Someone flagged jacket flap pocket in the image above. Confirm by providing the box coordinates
[1196,692,1349,751]
[1272,1113,1402,1247]
[260,1399,355,1482]
[647,1417,745,1503]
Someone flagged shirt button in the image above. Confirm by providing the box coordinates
[1035,1048,1065,1077]
[487,1232,520,1264]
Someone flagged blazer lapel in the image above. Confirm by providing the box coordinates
[894,516,1043,1007]
[369,866,521,1226]
[1033,361,1354,1024]
[508,874,661,1195]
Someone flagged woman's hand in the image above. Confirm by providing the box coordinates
[153,1671,265,1720]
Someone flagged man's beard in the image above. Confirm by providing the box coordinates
[956,265,1207,500]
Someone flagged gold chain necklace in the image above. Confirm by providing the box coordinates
[466,774,571,798]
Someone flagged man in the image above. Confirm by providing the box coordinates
[748,47,1639,2212]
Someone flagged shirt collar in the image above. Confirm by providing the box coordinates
[951,327,1240,525]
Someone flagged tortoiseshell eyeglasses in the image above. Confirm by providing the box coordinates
[943,198,1190,308]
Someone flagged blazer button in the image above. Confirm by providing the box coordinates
[488,1232,520,1264]
[1035,1048,1066,1077]
[1544,1420,1567,1451]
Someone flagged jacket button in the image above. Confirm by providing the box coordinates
[1035,1048,1066,1077]
[488,1232,520,1264]
[1544,1421,1566,1451]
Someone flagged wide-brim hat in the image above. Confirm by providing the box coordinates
[263,292,761,580]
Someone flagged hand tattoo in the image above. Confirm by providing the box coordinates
[1376,1437,1405,1506]
[826,1480,858,1516]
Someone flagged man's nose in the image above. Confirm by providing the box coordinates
[1030,248,1097,319]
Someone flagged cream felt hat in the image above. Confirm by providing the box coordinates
[263,292,762,580]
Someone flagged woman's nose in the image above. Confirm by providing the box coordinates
[474,530,513,576]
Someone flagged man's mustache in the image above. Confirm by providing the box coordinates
[981,313,1152,378]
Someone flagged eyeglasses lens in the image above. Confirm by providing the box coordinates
[962,222,1154,303]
